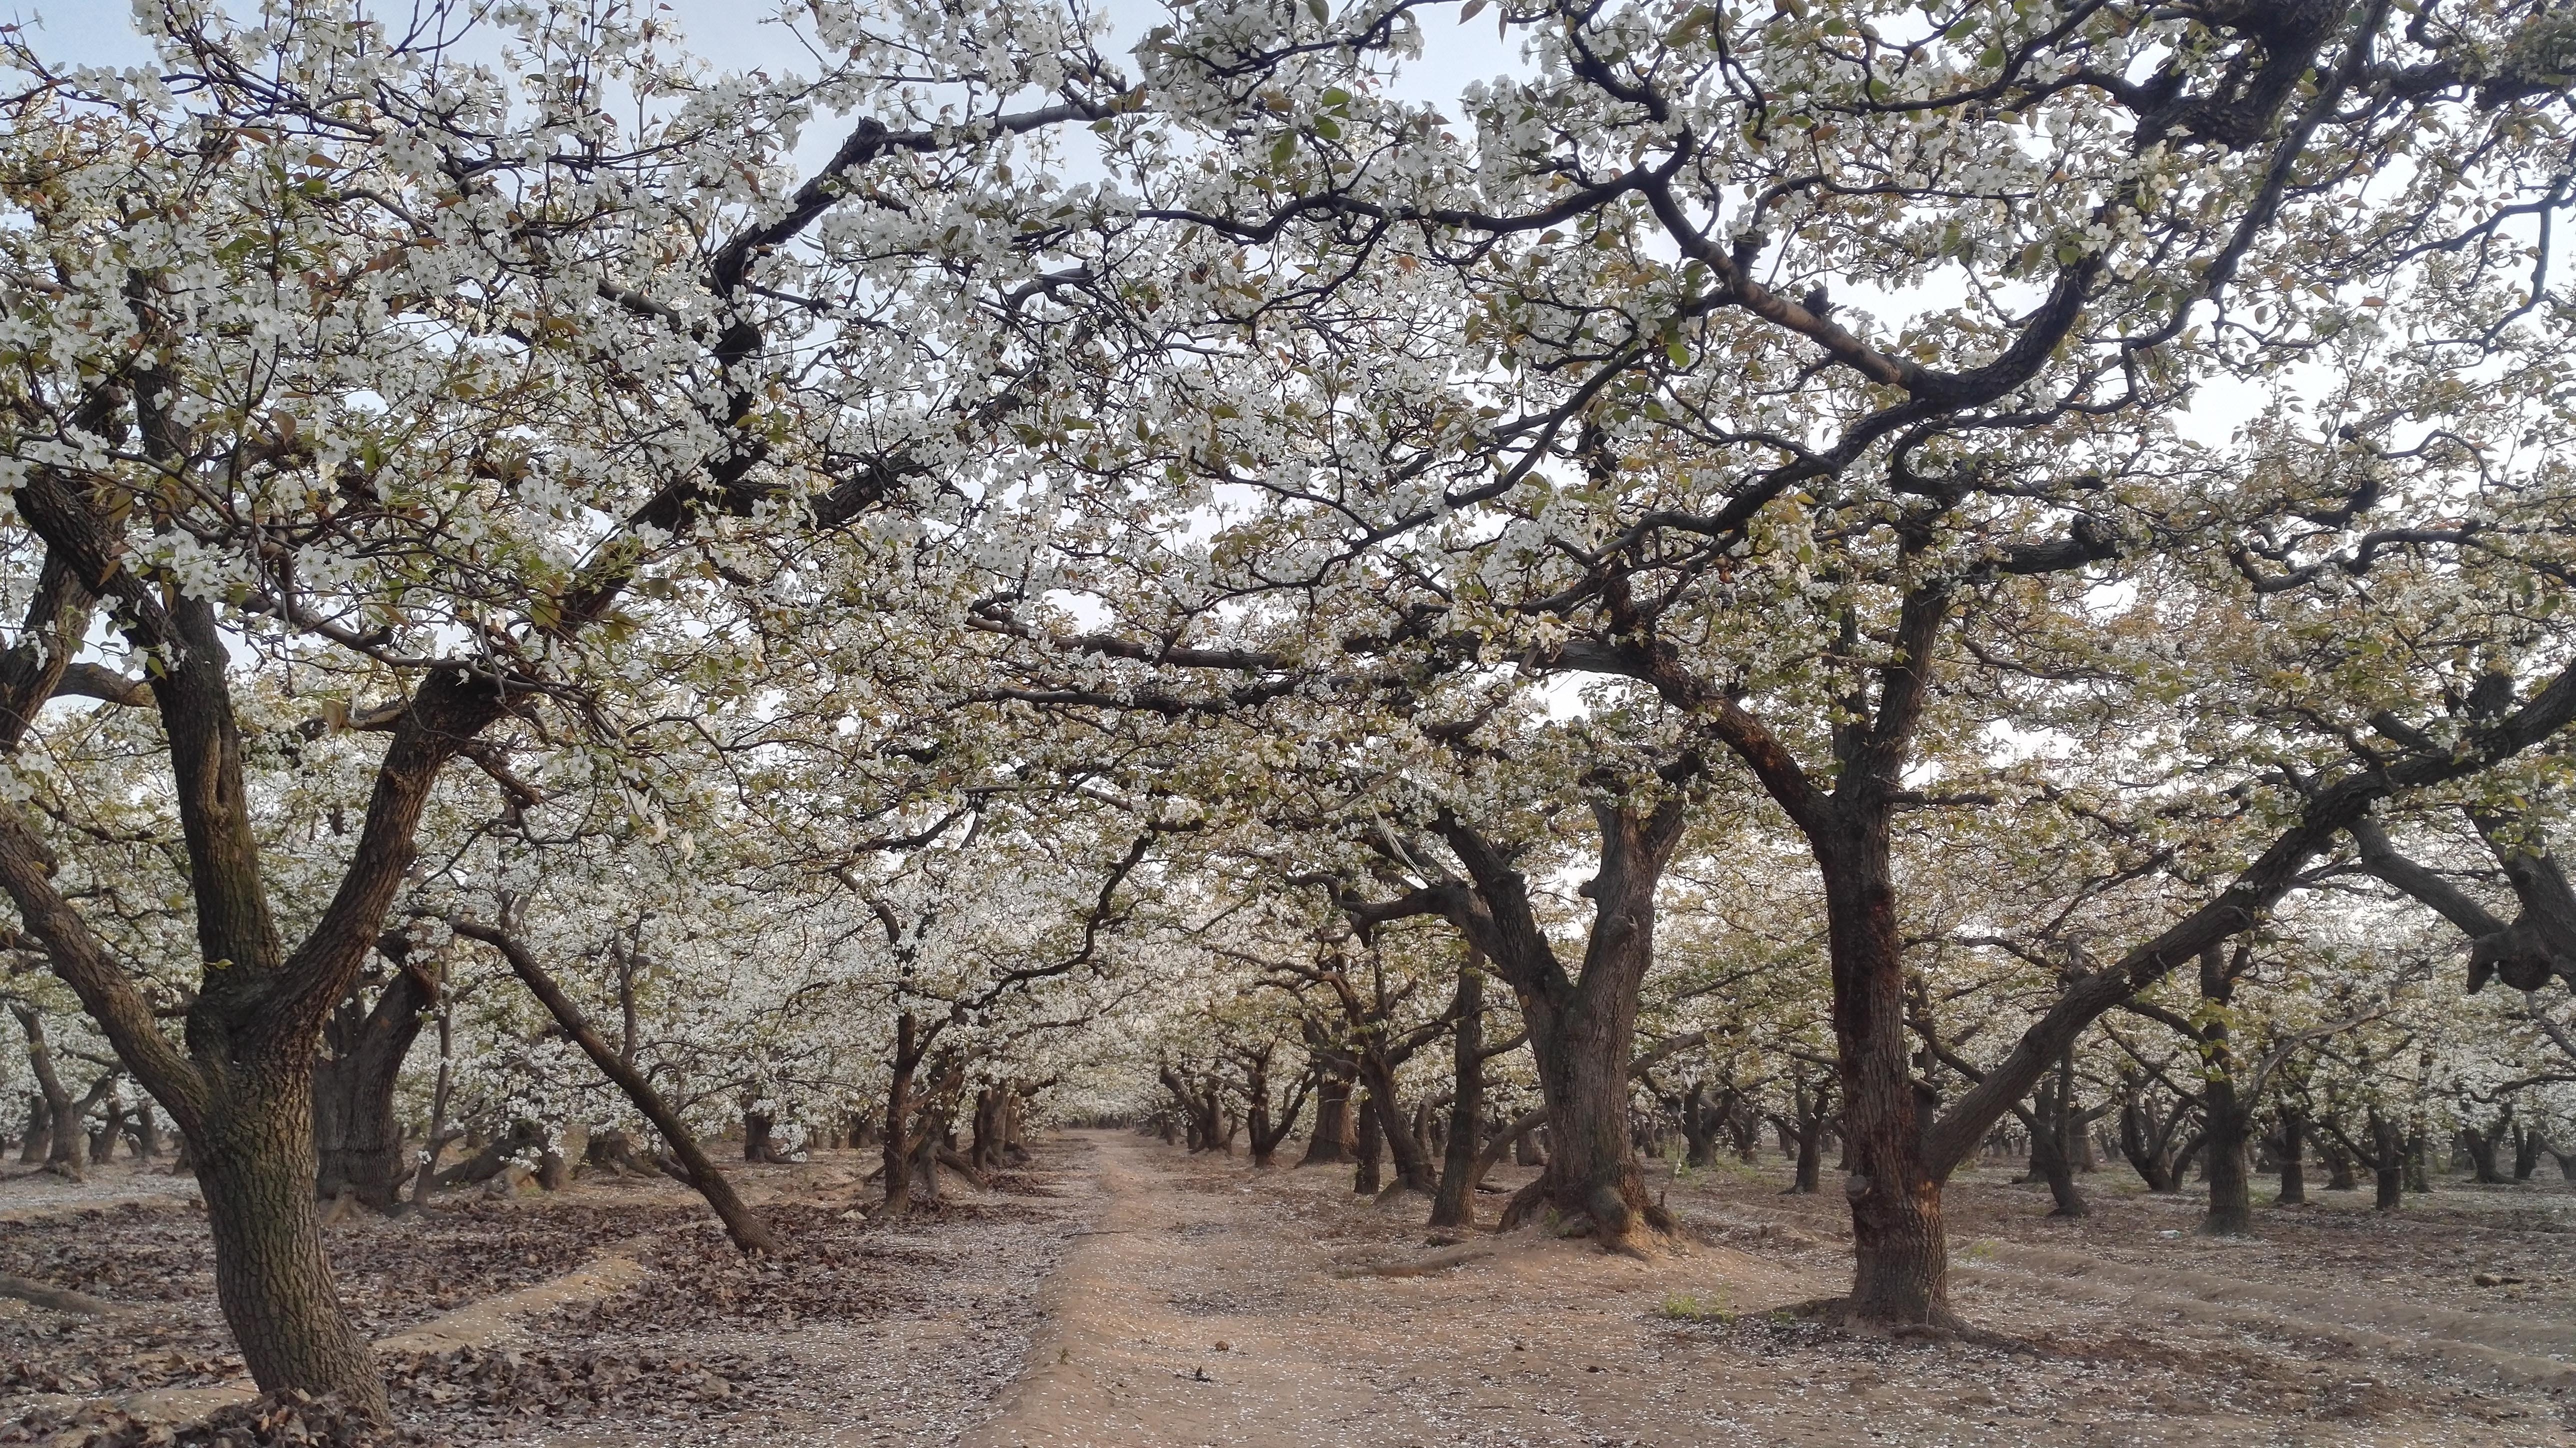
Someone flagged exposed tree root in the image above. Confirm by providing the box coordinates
[1493,1178,1682,1259]
[0,1270,120,1316]
[1778,1294,2014,1346]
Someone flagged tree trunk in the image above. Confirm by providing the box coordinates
[1430,800,1688,1253]
[1357,1054,1435,1192]
[2028,1050,2089,1218]
[2460,1118,2509,1184]
[1816,820,1952,1326]
[1790,1104,1824,1195]
[1299,1058,1355,1165]
[2372,1112,2405,1211]
[190,1068,388,1422]
[2200,1080,2252,1234]
[882,1015,922,1212]
[312,952,434,1212]
[1352,1091,1384,1195]
[16,1094,44,1164]
[1677,1084,1718,1168]
[2512,1125,2540,1182]
[449,917,776,1252]
[2198,943,2253,1236]
[2273,1113,2306,1206]
[1429,955,1486,1230]
[2322,1135,2358,1191]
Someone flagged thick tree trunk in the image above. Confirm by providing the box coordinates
[16,1094,42,1164]
[312,955,432,1212]
[1504,986,1658,1245]
[1429,956,1486,1230]
[2200,1079,2252,1234]
[2512,1125,2540,1182]
[2274,1113,2307,1206]
[2460,1118,2510,1184]
[12,1006,94,1182]
[1677,1084,1718,1168]
[1816,822,1952,1326]
[190,1069,388,1422]
[2322,1136,2358,1191]
[1299,1060,1355,1165]
[1429,799,1688,1254]
[2198,944,2253,1236]
[2372,1112,2405,1211]
[1790,1105,1824,1195]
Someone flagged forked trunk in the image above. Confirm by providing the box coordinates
[1358,1056,1435,1193]
[312,954,434,1211]
[1504,990,1660,1246]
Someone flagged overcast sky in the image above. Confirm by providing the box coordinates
[16,1,1522,96]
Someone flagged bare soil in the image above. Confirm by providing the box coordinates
[4,1137,2572,1446]
[970,1132,2576,1448]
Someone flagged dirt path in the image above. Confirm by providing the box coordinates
[971,1132,2574,1448]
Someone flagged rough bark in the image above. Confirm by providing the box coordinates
[312,942,436,1210]
[1421,797,1690,1252]
[2197,943,2254,1236]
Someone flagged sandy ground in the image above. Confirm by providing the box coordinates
[7,1135,2574,1445]
[0,1160,200,1219]
[968,1131,2576,1448]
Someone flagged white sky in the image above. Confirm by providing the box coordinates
[6,3,2295,456]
